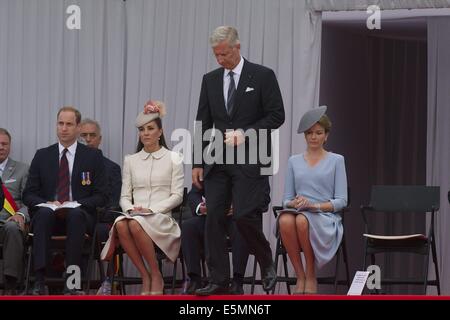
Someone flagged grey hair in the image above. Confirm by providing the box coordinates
[0,128,11,142]
[80,118,102,136]
[209,26,240,47]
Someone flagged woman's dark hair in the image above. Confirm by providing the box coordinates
[136,117,168,152]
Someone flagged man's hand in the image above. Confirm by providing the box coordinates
[224,130,245,147]
[7,214,25,231]
[199,203,207,215]
[192,168,204,189]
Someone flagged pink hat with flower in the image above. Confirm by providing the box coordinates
[135,100,167,127]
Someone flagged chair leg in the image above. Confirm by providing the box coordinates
[171,260,178,294]
[342,237,351,289]
[250,257,257,294]
[282,251,291,295]
[111,252,127,295]
[334,246,341,294]
[270,241,280,295]
[24,244,33,294]
[180,254,186,283]
[85,233,97,293]
[431,237,440,295]
[422,249,430,295]
[97,239,105,283]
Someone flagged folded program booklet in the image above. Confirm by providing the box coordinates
[36,201,81,211]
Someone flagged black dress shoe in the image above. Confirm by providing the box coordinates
[30,281,47,295]
[4,289,17,296]
[184,279,202,295]
[195,283,229,296]
[63,289,86,295]
[229,280,244,295]
[4,276,19,295]
[63,286,86,295]
[261,264,277,292]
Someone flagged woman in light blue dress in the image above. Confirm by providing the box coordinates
[280,106,347,294]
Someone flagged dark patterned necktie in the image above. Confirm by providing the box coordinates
[226,71,236,115]
[57,148,70,202]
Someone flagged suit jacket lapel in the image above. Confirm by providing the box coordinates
[49,144,59,195]
[2,159,15,181]
[72,144,83,192]
[230,60,252,119]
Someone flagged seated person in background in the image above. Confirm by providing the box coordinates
[101,100,184,295]
[79,119,122,295]
[23,106,108,295]
[182,178,270,295]
[182,185,248,295]
[0,128,30,295]
[279,106,347,295]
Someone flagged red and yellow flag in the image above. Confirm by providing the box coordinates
[2,183,18,215]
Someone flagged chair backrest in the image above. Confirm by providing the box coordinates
[370,186,440,212]
[171,187,188,225]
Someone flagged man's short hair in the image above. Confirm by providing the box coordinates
[0,128,11,142]
[210,26,240,47]
[80,118,102,136]
[57,106,81,124]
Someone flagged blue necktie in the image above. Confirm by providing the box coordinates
[226,71,236,115]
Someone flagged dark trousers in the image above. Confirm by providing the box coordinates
[31,207,94,272]
[0,219,25,279]
[181,215,249,280]
[204,164,272,285]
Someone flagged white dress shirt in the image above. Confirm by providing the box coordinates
[223,56,244,105]
[58,141,77,201]
[0,158,8,178]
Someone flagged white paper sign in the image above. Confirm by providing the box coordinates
[347,271,370,295]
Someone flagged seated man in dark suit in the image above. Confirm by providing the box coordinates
[23,106,108,295]
[80,118,122,295]
[182,179,270,295]
[0,128,30,294]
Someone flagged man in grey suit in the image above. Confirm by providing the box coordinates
[0,128,30,295]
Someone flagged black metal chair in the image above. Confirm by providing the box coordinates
[271,204,350,294]
[361,185,440,294]
[111,187,187,294]
[24,227,98,294]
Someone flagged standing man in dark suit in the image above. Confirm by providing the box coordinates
[23,106,108,295]
[192,26,284,295]
[80,118,122,295]
[0,128,30,294]
[182,184,249,295]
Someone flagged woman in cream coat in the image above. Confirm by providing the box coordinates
[101,101,183,295]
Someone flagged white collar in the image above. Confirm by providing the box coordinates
[224,56,244,77]
[139,146,167,160]
[58,141,78,155]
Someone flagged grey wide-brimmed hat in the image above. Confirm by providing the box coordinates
[297,105,327,133]
[135,101,167,128]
